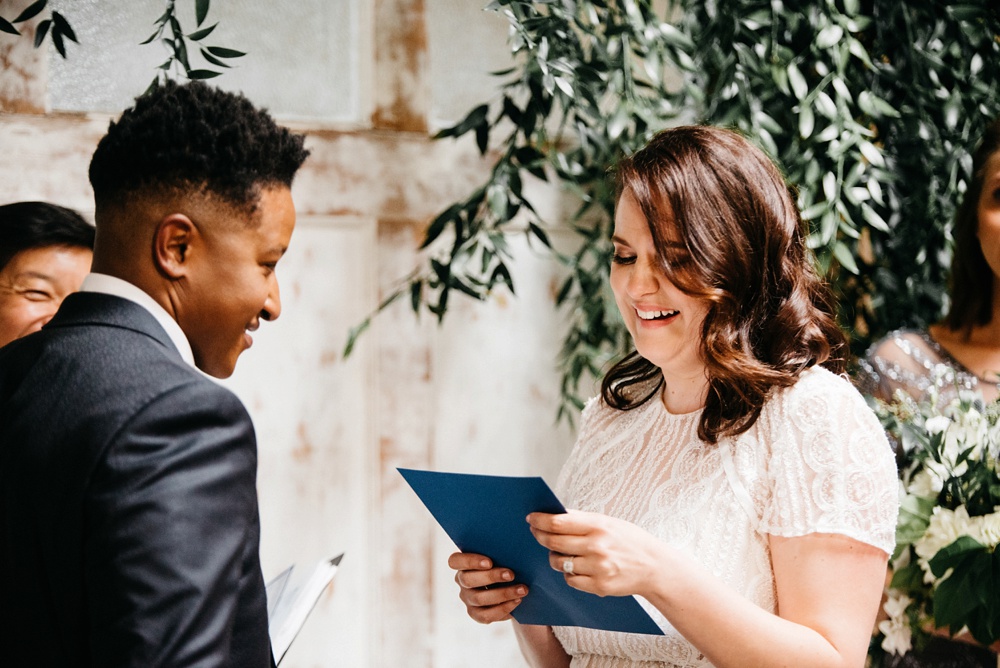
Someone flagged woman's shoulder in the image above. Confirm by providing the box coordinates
[864,327,938,362]
[767,365,874,419]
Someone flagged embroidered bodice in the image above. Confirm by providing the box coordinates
[857,329,1000,404]
[551,366,898,668]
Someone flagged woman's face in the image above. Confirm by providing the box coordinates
[610,189,710,380]
[978,151,1000,285]
[0,244,92,347]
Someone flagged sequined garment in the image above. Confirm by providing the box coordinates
[551,367,898,668]
[857,329,998,404]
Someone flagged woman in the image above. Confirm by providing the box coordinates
[859,118,1000,408]
[449,126,898,667]
[858,119,1000,667]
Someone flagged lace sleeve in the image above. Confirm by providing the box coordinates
[759,368,899,555]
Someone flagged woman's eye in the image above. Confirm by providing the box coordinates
[611,253,636,265]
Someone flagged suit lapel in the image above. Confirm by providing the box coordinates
[46,292,181,360]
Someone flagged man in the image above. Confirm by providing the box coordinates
[0,81,309,667]
[0,201,94,347]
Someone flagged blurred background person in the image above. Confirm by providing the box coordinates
[858,118,1000,408]
[857,118,1000,667]
[0,201,94,348]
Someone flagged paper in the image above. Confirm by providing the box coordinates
[398,468,663,635]
[266,553,344,664]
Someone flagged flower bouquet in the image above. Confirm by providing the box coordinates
[870,385,1000,660]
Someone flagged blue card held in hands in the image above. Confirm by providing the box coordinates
[398,468,663,635]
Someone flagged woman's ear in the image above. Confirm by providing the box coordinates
[152,213,196,279]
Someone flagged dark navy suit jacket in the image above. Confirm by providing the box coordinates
[0,292,274,667]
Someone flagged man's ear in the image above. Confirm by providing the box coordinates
[153,214,197,279]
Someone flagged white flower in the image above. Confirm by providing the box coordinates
[925,415,952,436]
[879,591,914,656]
[973,509,1000,548]
[906,468,943,497]
[914,506,973,581]
[883,591,913,619]
[879,618,913,655]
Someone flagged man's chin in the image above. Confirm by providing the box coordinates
[193,353,239,379]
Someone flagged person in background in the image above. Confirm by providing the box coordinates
[448,126,899,668]
[858,117,1000,408]
[857,119,1000,668]
[0,201,94,347]
[0,80,309,667]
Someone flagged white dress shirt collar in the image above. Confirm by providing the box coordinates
[79,273,196,368]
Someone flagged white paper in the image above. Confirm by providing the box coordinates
[266,553,344,665]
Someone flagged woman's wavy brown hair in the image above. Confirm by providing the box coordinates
[944,117,1000,334]
[601,126,846,443]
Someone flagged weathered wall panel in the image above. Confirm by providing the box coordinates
[0,2,578,666]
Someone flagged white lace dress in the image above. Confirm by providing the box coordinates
[551,366,899,668]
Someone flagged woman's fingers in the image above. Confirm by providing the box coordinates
[455,565,515,590]
[465,594,524,624]
[447,551,527,623]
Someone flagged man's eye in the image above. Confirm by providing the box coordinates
[24,290,52,300]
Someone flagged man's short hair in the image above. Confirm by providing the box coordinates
[88,80,310,215]
[0,202,95,271]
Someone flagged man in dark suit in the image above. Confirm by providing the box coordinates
[0,80,309,667]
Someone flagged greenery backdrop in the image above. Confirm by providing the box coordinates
[348,0,1000,422]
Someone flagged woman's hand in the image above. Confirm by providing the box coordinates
[447,552,528,624]
[527,509,664,598]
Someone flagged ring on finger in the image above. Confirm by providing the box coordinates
[562,556,575,575]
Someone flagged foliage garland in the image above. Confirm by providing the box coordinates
[347,0,1000,423]
[0,0,244,89]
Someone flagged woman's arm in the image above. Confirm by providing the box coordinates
[530,511,887,668]
[513,622,572,668]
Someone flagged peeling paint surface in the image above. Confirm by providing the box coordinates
[0,2,580,666]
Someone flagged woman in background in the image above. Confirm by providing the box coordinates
[449,126,898,668]
[858,118,1000,407]
[858,119,1000,668]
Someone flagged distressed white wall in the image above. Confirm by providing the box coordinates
[0,0,580,666]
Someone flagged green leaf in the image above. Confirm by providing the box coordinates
[51,26,65,57]
[33,18,50,47]
[12,0,46,23]
[187,69,222,80]
[187,22,217,41]
[832,241,859,274]
[798,105,815,139]
[0,17,20,35]
[200,47,231,68]
[476,123,490,155]
[51,11,76,43]
[787,62,808,100]
[409,280,423,314]
[196,0,210,26]
[815,24,844,49]
[342,317,371,358]
[861,204,890,233]
[205,45,246,59]
[947,5,986,21]
[528,222,551,247]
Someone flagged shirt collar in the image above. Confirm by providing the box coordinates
[79,273,196,368]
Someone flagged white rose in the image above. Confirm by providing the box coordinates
[924,415,952,436]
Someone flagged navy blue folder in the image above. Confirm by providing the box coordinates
[398,468,663,635]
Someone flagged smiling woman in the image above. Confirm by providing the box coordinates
[0,201,94,348]
[447,126,899,668]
